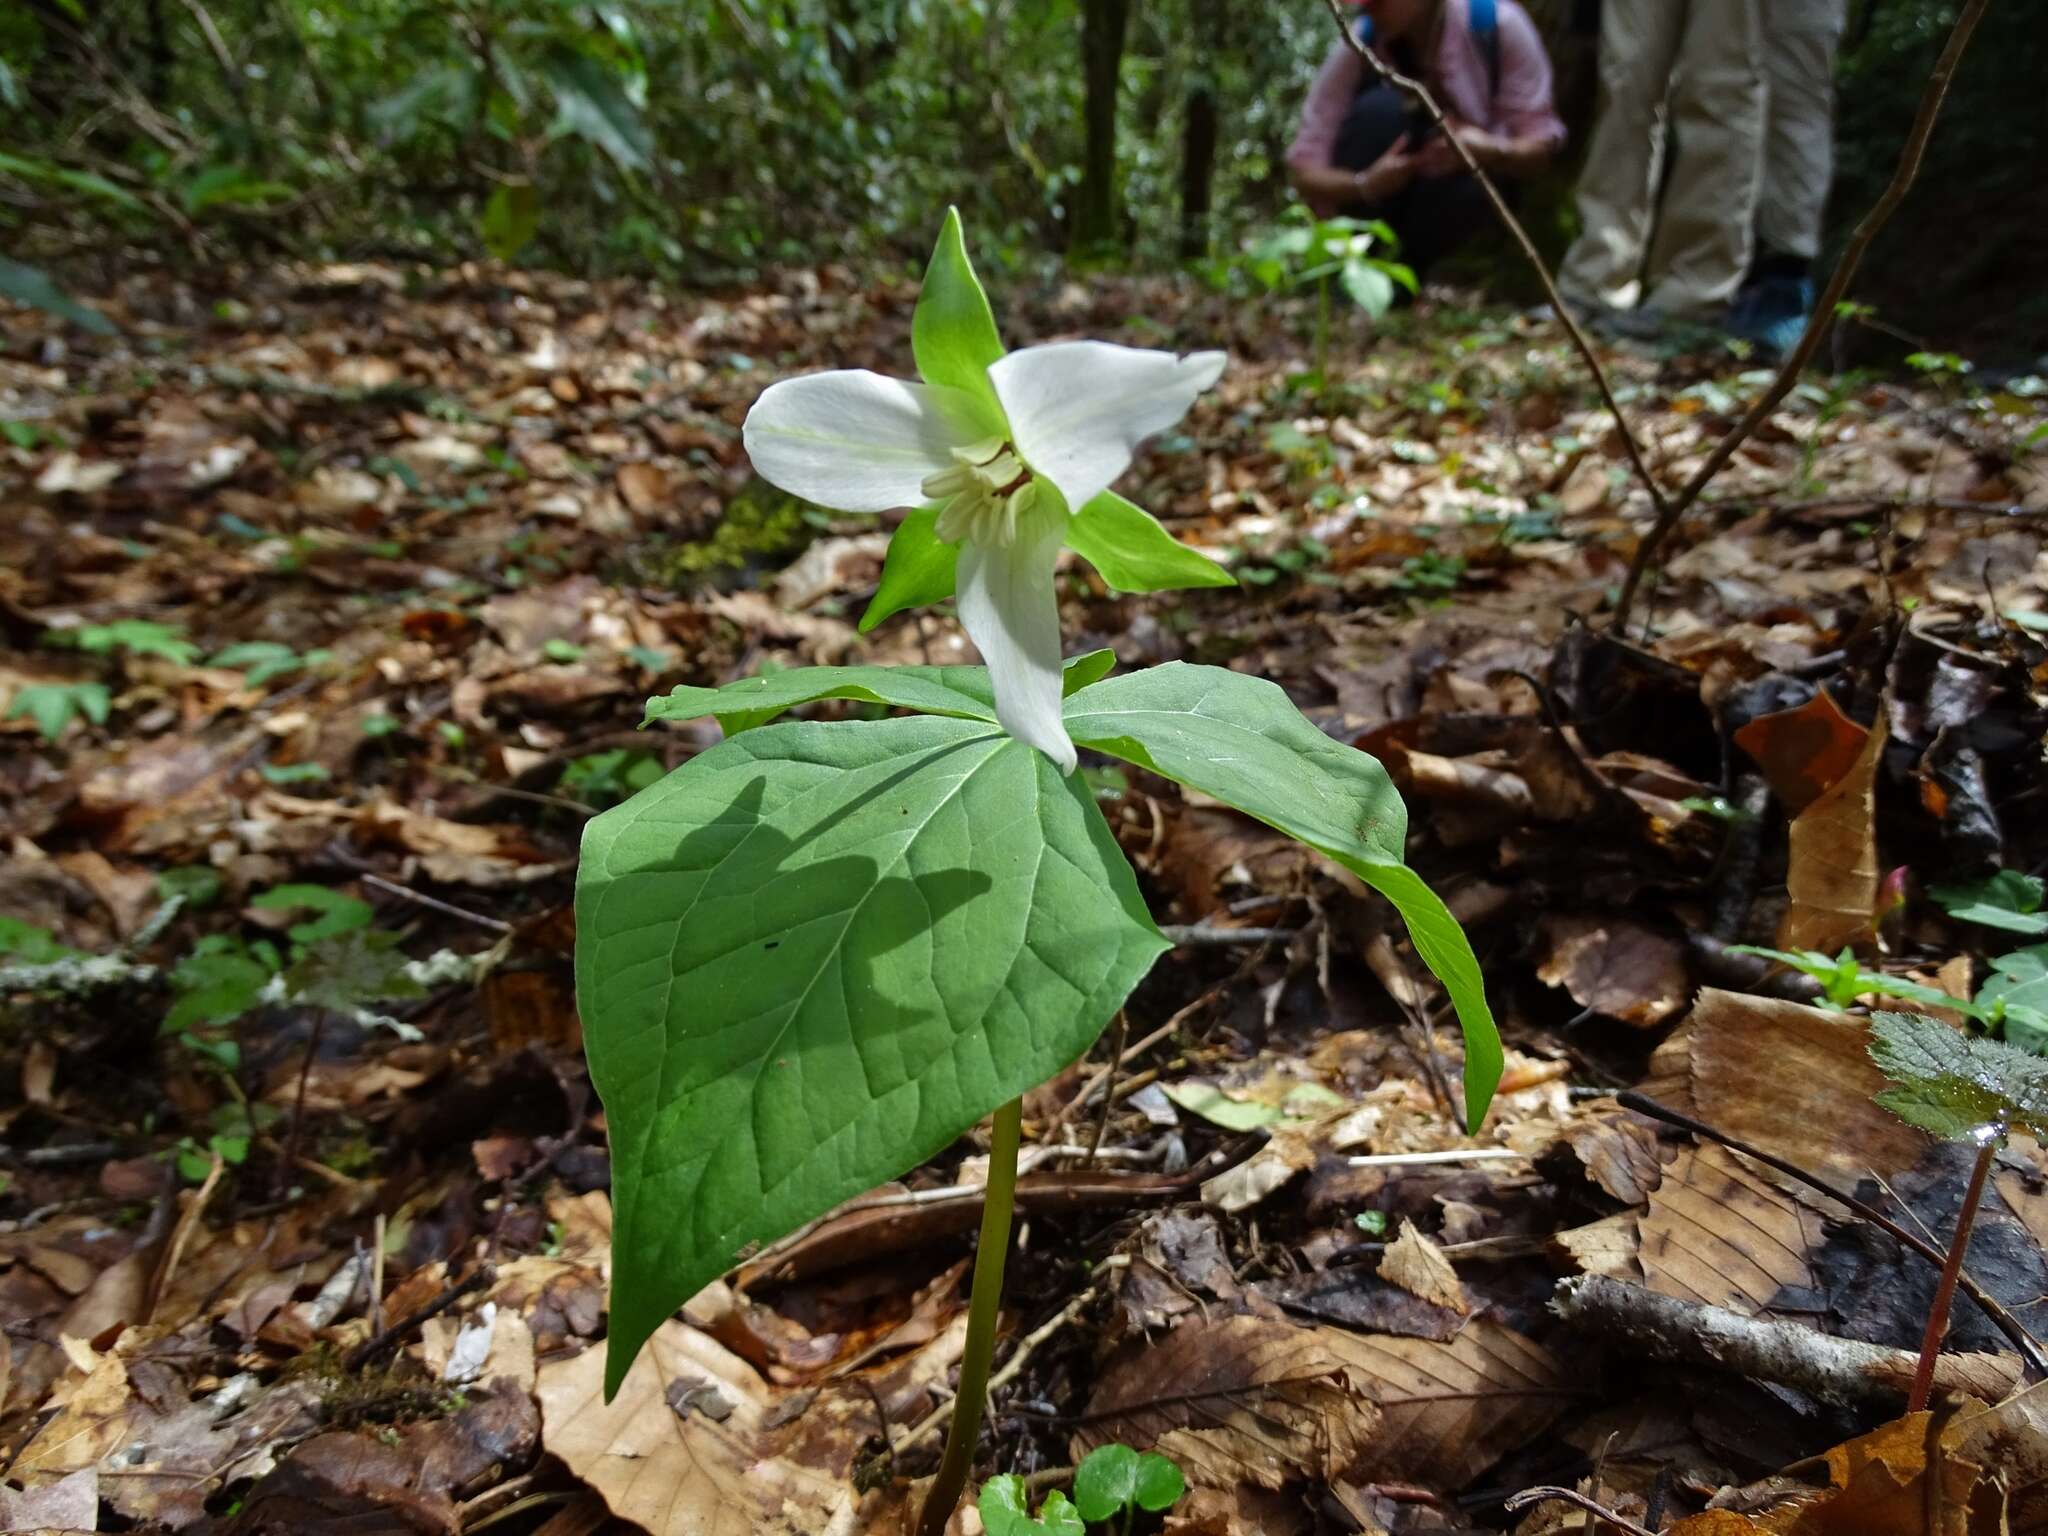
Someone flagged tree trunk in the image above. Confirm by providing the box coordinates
[1177,0,1225,259]
[1074,0,1131,252]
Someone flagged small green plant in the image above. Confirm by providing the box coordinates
[259,761,333,786]
[559,749,665,808]
[6,681,111,741]
[1931,869,2048,936]
[1868,1010,2048,1412]
[1241,210,1415,390]
[210,641,332,686]
[1394,550,1467,595]
[1073,1444,1185,1530]
[978,1478,1083,1536]
[49,619,199,665]
[1729,945,1967,1014]
[0,916,84,964]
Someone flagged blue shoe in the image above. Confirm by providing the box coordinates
[1728,275,1813,360]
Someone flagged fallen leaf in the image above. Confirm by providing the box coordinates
[1781,701,1887,953]
[1734,690,1871,815]
[1536,914,1688,1027]
[1377,1220,1471,1314]
[1638,1145,1828,1315]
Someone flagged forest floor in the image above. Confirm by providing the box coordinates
[5,261,2048,1535]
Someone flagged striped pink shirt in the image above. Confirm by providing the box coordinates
[1287,0,1566,216]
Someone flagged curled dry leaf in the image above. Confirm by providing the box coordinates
[1780,701,1888,954]
[1377,1220,1471,1314]
[1535,914,1688,1028]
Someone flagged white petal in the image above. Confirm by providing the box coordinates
[957,523,1077,774]
[989,342,1226,514]
[743,371,967,513]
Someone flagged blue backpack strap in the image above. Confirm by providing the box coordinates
[1470,0,1501,97]
[1353,11,1375,46]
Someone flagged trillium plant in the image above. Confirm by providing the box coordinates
[575,210,1501,1532]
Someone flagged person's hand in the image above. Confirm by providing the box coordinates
[1352,138,1417,204]
[1414,117,1496,178]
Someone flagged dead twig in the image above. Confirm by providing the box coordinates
[1617,1091,2048,1376]
[1318,0,1670,532]
[1502,1486,1656,1536]
[359,873,513,935]
[1610,0,1992,631]
[345,1261,496,1371]
[1554,1274,2021,1405]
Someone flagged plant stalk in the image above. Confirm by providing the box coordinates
[915,1096,1023,1536]
[1907,1136,1997,1414]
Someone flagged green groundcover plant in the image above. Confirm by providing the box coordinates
[573,209,1500,1530]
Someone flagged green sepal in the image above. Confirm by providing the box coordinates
[1068,491,1235,594]
[643,651,1118,736]
[860,504,958,630]
[912,207,1006,423]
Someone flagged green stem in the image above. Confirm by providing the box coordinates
[915,1097,1023,1536]
[1315,274,1330,385]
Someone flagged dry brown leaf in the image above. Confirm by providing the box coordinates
[1639,1145,1827,1315]
[1378,1220,1471,1314]
[1536,914,1688,1027]
[0,1465,98,1531]
[1559,1100,1667,1204]
[1780,700,1887,953]
[535,1320,900,1535]
[1553,1213,1643,1280]
[1075,1315,1383,1491]
[616,461,670,515]
[1734,689,1871,815]
[1078,1315,1563,1495]
[1688,989,1926,1184]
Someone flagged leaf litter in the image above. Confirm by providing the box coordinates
[4,260,2048,1533]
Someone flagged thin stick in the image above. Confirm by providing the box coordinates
[1618,1092,2047,1375]
[916,1098,1023,1536]
[1909,1137,1998,1413]
[1085,1011,1131,1168]
[1319,0,1669,528]
[272,1012,327,1200]
[345,1261,496,1371]
[1610,0,1991,631]
[1502,1487,1657,1536]
[359,873,513,934]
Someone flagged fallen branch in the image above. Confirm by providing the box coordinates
[1609,0,1992,631]
[1617,1091,2048,1376]
[1317,0,1671,532]
[1502,1486,1656,1536]
[1554,1274,2021,1405]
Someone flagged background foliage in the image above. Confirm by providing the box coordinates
[2,0,2041,346]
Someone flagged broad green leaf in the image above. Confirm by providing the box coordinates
[542,50,653,171]
[285,929,425,1013]
[482,182,540,261]
[0,257,115,336]
[1981,945,2048,1038]
[1339,259,1395,315]
[579,714,1166,1395]
[168,936,275,1032]
[0,916,83,964]
[1160,1081,1285,1132]
[1062,664,1500,1130]
[1067,491,1235,594]
[1868,1010,2048,1141]
[1931,869,2048,935]
[912,207,1006,423]
[861,505,959,631]
[644,651,1116,735]
[0,151,146,213]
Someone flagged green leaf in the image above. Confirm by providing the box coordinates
[7,682,112,741]
[1066,491,1235,594]
[482,182,540,261]
[1133,1450,1185,1511]
[861,505,959,631]
[284,929,426,1013]
[543,50,653,172]
[1074,1444,1140,1522]
[0,152,146,214]
[912,207,1006,425]
[1062,664,1500,1130]
[578,714,1166,1396]
[156,866,222,910]
[1339,259,1395,315]
[250,884,375,946]
[1981,945,2048,1032]
[209,641,306,686]
[978,1476,1084,1536]
[0,256,116,335]
[0,916,83,963]
[65,620,198,664]
[645,651,1116,736]
[1868,1009,2048,1141]
[168,937,276,1032]
[1159,1081,1285,1131]
[1932,869,2048,935]
[259,762,331,785]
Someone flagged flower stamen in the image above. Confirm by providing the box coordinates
[924,438,1039,549]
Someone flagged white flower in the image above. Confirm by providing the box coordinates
[742,341,1226,772]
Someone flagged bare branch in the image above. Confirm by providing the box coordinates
[1317,0,1671,528]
